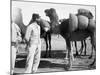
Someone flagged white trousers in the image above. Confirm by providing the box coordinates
[11,46,17,73]
[25,43,41,73]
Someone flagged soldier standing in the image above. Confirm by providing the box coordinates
[24,13,41,73]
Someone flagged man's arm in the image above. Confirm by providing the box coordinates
[25,26,32,42]
[16,25,22,42]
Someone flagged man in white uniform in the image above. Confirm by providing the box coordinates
[11,7,22,74]
[24,13,41,73]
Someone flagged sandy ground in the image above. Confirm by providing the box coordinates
[14,35,96,74]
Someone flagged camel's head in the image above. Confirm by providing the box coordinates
[45,8,60,34]
[45,8,56,17]
[45,8,59,26]
[12,7,23,25]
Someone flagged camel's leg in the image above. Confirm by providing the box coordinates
[84,40,87,55]
[75,41,79,56]
[44,35,48,58]
[48,32,52,58]
[65,41,68,60]
[71,41,74,61]
[89,38,94,59]
[79,41,84,55]
[89,34,96,67]
[89,44,96,67]
[65,39,73,69]
[88,44,94,59]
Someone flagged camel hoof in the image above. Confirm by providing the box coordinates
[64,57,68,60]
[88,63,96,69]
[64,64,71,71]
[76,52,79,56]
[74,53,79,57]
[84,53,86,56]
[88,55,92,59]
[43,54,47,58]
[49,55,52,58]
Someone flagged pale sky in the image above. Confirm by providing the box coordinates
[12,1,96,25]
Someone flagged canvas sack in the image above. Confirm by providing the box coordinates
[78,8,93,19]
[88,19,96,32]
[69,13,78,32]
[78,15,89,29]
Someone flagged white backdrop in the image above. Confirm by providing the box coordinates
[12,1,95,25]
[0,0,98,75]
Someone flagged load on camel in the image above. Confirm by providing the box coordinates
[69,8,95,32]
[44,8,96,69]
[68,9,95,57]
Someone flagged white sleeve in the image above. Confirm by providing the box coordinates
[25,26,32,42]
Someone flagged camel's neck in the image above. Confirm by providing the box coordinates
[49,16,59,27]
[17,22,27,38]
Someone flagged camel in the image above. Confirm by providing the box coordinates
[44,8,96,69]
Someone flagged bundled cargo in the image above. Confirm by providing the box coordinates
[77,15,89,29]
[69,13,78,32]
[88,19,96,32]
[77,8,93,19]
[69,13,95,32]
[69,13,89,31]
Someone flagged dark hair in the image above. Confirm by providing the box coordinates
[28,13,40,25]
[32,13,40,20]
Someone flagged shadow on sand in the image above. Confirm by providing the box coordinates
[15,50,67,69]
[38,59,69,71]
[41,49,66,58]
[15,49,95,70]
